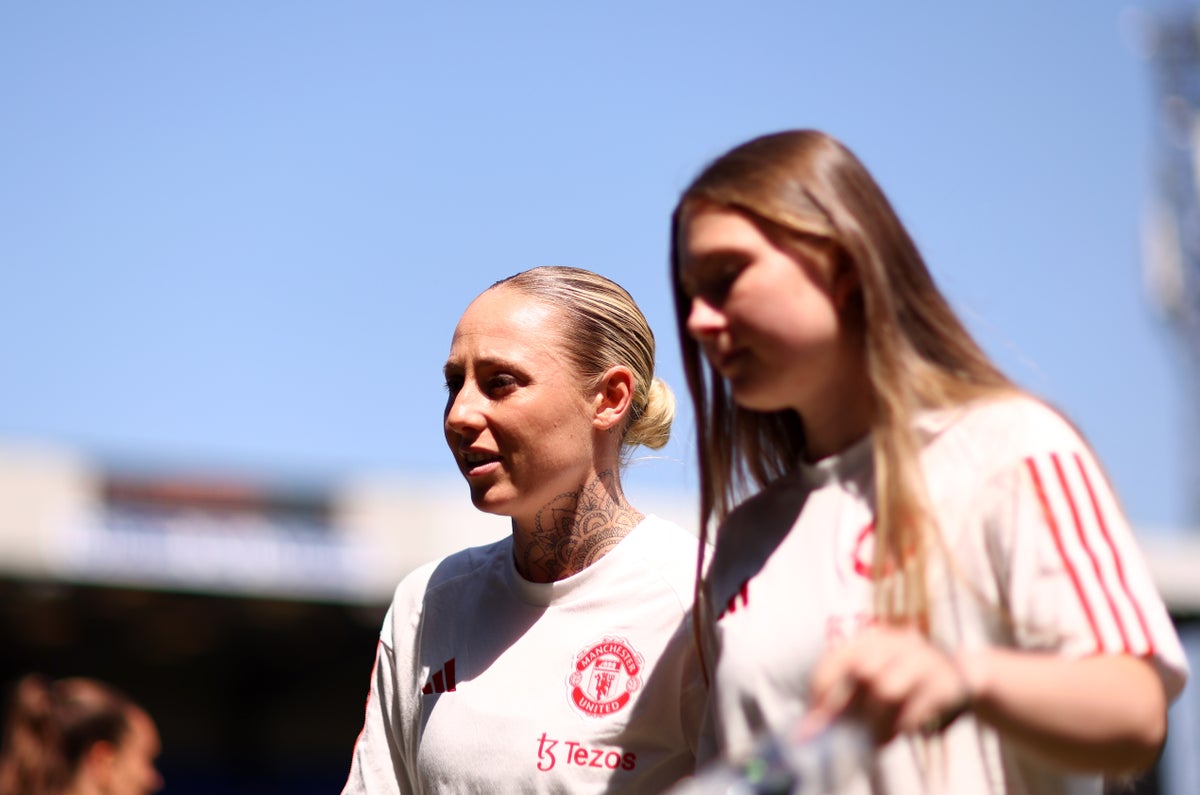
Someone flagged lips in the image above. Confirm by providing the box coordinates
[707,346,745,376]
[460,449,502,477]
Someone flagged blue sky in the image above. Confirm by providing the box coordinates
[2,1,1197,530]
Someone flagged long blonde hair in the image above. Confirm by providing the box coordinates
[670,130,1014,625]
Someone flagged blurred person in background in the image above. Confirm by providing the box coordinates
[0,673,162,795]
[342,266,706,794]
[669,129,1189,793]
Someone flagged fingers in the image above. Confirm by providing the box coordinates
[805,625,902,743]
[804,627,891,735]
[805,625,972,744]
[909,649,973,736]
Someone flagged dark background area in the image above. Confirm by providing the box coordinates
[0,579,387,794]
[3,577,1191,794]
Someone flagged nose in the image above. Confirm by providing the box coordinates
[686,296,725,341]
[444,383,486,438]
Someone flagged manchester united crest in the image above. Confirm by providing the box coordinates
[567,636,643,718]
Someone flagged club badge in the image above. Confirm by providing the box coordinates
[567,636,643,718]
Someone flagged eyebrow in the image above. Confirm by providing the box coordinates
[679,247,747,284]
[685,247,749,266]
[442,353,524,377]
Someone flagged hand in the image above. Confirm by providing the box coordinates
[801,625,972,746]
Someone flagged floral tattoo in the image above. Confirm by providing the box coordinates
[514,471,643,582]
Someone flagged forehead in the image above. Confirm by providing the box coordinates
[680,206,771,257]
[446,287,567,365]
[125,708,161,754]
[677,207,776,292]
[678,206,835,284]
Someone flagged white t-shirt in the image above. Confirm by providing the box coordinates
[699,395,1189,795]
[343,514,707,795]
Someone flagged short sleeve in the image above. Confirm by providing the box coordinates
[985,442,1189,700]
[343,579,429,795]
[342,636,415,794]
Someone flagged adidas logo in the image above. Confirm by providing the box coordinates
[718,579,750,620]
[421,658,457,694]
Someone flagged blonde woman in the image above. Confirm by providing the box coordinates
[670,130,1188,793]
[343,266,705,794]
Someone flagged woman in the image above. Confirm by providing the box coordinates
[343,266,706,793]
[670,130,1189,793]
[0,673,163,795]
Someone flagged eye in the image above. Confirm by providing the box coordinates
[709,267,742,301]
[688,259,746,306]
[485,373,519,397]
[443,373,464,396]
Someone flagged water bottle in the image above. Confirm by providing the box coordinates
[667,719,871,795]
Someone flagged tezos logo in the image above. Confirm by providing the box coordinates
[566,636,643,717]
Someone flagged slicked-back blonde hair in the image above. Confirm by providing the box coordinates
[492,266,675,461]
[670,130,1015,626]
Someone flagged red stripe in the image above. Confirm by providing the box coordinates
[1074,453,1155,654]
[445,658,457,692]
[1051,454,1130,652]
[1026,457,1101,651]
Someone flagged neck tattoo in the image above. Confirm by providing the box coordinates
[513,471,644,583]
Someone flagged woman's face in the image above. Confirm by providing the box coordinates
[107,708,163,795]
[443,286,599,522]
[678,206,855,419]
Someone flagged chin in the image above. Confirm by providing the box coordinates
[468,485,514,517]
[729,384,790,413]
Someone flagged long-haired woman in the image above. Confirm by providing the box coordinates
[670,129,1188,793]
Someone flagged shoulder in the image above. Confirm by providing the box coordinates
[626,514,701,569]
[708,474,810,592]
[635,513,700,546]
[720,467,812,541]
[390,536,511,613]
[922,393,1091,474]
[621,514,703,608]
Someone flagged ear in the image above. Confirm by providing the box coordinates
[592,365,635,433]
[82,740,118,787]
